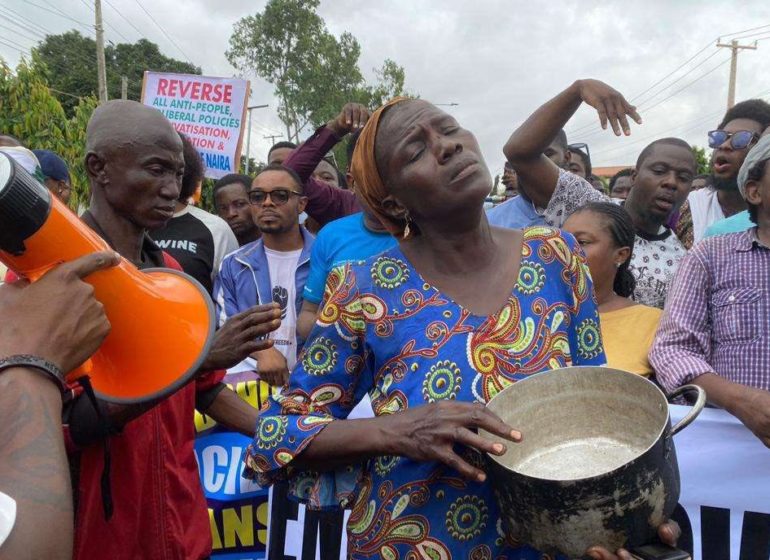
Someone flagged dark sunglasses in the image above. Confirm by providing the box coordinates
[707,130,759,150]
[568,142,591,161]
[248,188,302,206]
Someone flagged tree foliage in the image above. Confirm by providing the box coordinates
[0,57,97,208]
[34,31,201,114]
[691,145,710,175]
[227,0,408,145]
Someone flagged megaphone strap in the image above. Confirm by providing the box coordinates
[76,375,115,520]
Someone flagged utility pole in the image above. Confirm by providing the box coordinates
[243,104,269,174]
[121,76,128,100]
[716,39,757,109]
[263,134,283,145]
[94,0,108,103]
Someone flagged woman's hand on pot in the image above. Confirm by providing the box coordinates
[380,401,521,482]
[584,520,681,559]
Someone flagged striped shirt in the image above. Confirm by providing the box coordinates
[650,229,770,391]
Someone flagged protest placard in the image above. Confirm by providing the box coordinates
[141,72,250,180]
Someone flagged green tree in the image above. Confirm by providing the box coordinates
[691,145,710,175]
[227,0,408,147]
[0,56,98,208]
[34,31,201,114]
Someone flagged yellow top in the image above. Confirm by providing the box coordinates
[599,304,663,377]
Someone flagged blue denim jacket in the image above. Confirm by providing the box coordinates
[213,227,314,347]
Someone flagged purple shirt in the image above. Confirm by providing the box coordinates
[650,229,770,392]
[283,125,361,226]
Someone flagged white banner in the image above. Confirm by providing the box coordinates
[141,71,249,180]
[670,404,770,560]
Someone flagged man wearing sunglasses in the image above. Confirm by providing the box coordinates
[214,164,314,388]
[675,99,770,247]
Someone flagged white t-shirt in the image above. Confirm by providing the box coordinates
[688,187,725,246]
[0,491,16,547]
[265,247,302,370]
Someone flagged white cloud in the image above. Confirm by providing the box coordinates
[3,0,770,173]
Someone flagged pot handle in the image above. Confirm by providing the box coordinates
[668,384,707,436]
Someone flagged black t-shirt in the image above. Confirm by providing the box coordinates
[151,205,237,294]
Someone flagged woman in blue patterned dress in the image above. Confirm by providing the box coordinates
[245,98,676,560]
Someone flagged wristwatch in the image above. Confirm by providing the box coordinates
[0,355,66,393]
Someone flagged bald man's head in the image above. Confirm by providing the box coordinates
[85,100,185,231]
[86,100,182,157]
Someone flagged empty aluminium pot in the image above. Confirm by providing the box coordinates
[479,366,705,558]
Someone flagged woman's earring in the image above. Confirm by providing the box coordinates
[402,214,412,239]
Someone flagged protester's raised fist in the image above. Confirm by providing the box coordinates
[576,79,642,137]
[327,103,370,136]
[0,251,119,373]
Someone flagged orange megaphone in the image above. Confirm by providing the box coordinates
[0,151,215,403]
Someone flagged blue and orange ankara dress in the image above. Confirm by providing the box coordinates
[245,227,606,559]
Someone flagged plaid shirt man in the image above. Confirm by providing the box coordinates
[651,228,770,391]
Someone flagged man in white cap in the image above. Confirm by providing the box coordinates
[651,134,770,448]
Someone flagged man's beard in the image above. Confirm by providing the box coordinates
[712,173,739,192]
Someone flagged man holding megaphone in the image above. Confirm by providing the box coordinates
[1,100,282,560]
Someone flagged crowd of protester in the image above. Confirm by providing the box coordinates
[0,75,769,560]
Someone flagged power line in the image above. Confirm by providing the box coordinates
[635,49,722,109]
[0,20,45,42]
[594,87,770,164]
[567,23,770,136]
[0,37,30,55]
[77,0,130,43]
[724,24,770,40]
[132,0,194,64]
[0,5,50,36]
[27,0,93,33]
[640,56,732,113]
[103,0,145,40]
[573,55,732,144]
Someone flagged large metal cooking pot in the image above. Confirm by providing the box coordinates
[480,366,705,558]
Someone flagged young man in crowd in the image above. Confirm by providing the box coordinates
[151,134,238,294]
[691,173,712,191]
[676,99,770,247]
[215,164,313,387]
[609,167,634,199]
[32,149,72,205]
[504,79,694,308]
[297,131,398,340]
[651,135,770,448]
[312,156,345,189]
[567,145,591,178]
[267,140,297,165]
[501,160,519,198]
[64,100,280,560]
[485,130,570,229]
[214,173,260,246]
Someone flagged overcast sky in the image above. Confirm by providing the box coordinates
[3,0,770,174]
